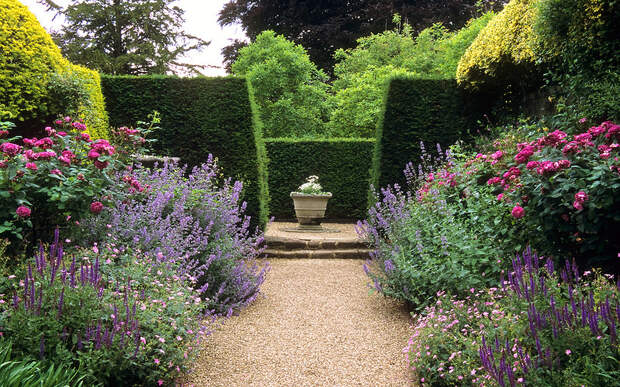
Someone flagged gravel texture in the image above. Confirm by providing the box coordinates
[188,259,414,386]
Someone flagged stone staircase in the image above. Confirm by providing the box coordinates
[261,222,372,259]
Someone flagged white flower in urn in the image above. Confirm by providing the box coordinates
[294,175,330,195]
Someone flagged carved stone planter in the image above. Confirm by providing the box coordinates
[290,192,332,230]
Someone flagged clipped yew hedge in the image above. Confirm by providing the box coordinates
[101,75,269,227]
[265,138,375,220]
[372,76,472,190]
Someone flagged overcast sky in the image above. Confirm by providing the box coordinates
[20,0,248,76]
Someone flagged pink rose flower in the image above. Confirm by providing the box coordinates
[87,149,100,159]
[90,201,104,214]
[16,205,31,218]
[25,162,37,171]
[511,205,525,219]
[0,142,22,157]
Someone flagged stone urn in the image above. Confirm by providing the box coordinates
[290,192,332,230]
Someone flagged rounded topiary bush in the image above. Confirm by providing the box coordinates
[0,0,65,120]
[456,0,541,93]
[0,0,108,138]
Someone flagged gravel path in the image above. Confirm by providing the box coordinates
[188,259,414,386]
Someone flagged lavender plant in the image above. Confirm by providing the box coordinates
[358,143,506,311]
[82,157,268,314]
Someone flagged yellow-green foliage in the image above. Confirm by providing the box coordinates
[456,0,540,91]
[0,0,108,139]
[0,0,64,120]
[65,64,109,139]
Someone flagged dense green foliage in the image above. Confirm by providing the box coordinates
[534,0,620,122]
[0,341,85,387]
[265,138,375,219]
[40,0,209,75]
[371,76,470,190]
[218,0,503,73]
[534,0,619,79]
[329,13,493,138]
[101,75,268,227]
[0,0,109,139]
[232,31,331,138]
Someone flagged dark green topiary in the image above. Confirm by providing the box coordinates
[372,76,472,190]
[101,75,268,228]
[265,138,375,220]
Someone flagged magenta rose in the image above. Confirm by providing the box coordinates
[511,205,525,219]
[16,205,31,218]
[90,201,104,214]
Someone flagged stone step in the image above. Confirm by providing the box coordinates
[265,236,368,251]
[261,248,372,259]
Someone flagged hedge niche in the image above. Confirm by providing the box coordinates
[265,138,375,220]
[372,76,471,190]
[101,75,269,228]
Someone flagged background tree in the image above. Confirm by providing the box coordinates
[232,30,330,138]
[219,0,504,74]
[38,0,209,75]
[328,13,494,137]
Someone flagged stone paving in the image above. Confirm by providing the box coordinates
[262,221,372,259]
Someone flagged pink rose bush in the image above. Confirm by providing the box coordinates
[0,117,150,250]
[425,120,620,270]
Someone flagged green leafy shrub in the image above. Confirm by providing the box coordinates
[534,0,619,79]
[0,0,109,139]
[265,138,375,219]
[371,76,471,190]
[232,30,331,138]
[534,0,620,122]
[328,65,410,138]
[101,75,269,228]
[329,13,492,138]
[456,0,541,93]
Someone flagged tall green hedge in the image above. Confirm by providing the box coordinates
[372,76,471,190]
[101,75,268,228]
[265,138,375,220]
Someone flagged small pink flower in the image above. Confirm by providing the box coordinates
[565,349,571,355]
[25,162,37,171]
[574,191,588,202]
[579,118,587,124]
[154,358,160,364]
[50,168,62,175]
[16,205,31,218]
[157,381,163,386]
[511,204,525,219]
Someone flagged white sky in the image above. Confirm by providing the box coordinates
[20,0,248,76]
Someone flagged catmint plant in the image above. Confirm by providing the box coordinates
[82,157,268,314]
